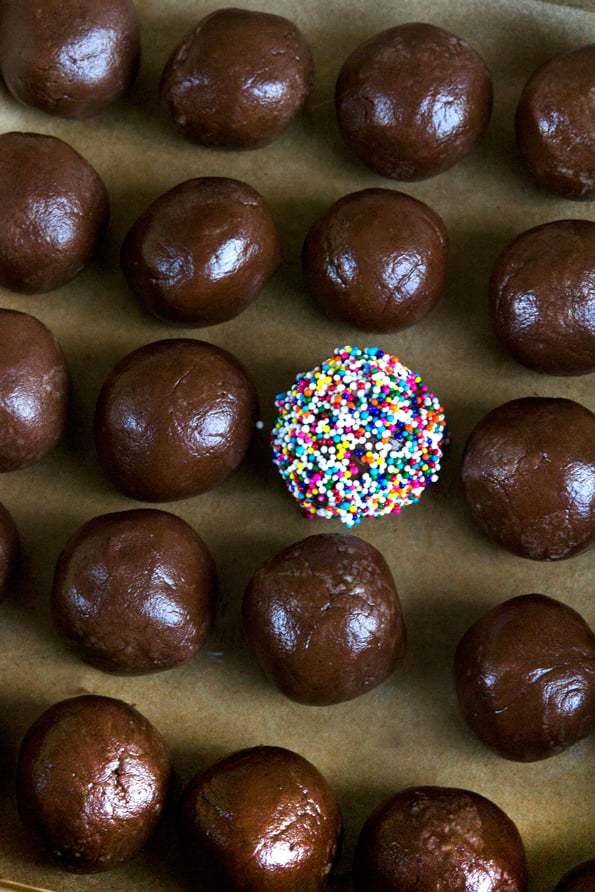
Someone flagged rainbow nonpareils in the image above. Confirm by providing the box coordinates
[271,346,447,526]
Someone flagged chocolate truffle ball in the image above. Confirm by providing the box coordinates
[17,695,171,873]
[516,44,595,200]
[0,132,109,294]
[121,177,281,326]
[489,219,595,376]
[554,859,595,892]
[0,310,69,471]
[95,338,258,501]
[0,0,140,119]
[335,22,493,180]
[454,594,595,762]
[179,745,342,891]
[353,786,528,892]
[271,346,447,526]
[51,509,217,674]
[302,188,448,332]
[461,397,595,561]
[159,7,314,149]
[0,501,19,602]
[243,533,406,705]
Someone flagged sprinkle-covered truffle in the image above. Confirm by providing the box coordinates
[271,346,447,526]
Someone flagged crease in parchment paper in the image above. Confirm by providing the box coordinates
[538,0,595,12]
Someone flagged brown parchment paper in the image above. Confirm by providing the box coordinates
[0,0,594,889]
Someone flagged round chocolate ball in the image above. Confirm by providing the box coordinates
[302,188,448,332]
[0,501,19,602]
[179,745,342,891]
[17,695,171,873]
[454,594,595,762]
[461,397,595,561]
[353,786,528,892]
[271,346,447,526]
[0,132,109,294]
[0,310,69,471]
[121,177,281,326]
[335,22,493,181]
[489,219,595,376]
[516,44,595,200]
[51,509,217,674]
[159,7,314,149]
[94,338,258,501]
[554,859,595,892]
[243,533,406,705]
[0,0,140,119]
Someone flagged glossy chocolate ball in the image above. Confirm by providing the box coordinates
[302,188,448,331]
[121,177,281,325]
[0,0,140,119]
[554,859,595,892]
[94,338,258,501]
[160,7,314,148]
[243,533,406,705]
[179,745,342,891]
[0,501,19,602]
[455,594,595,762]
[0,132,109,293]
[335,22,493,180]
[17,695,171,872]
[489,219,595,376]
[353,786,527,892]
[0,310,69,471]
[461,397,595,561]
[51,509,217,674]
[516,44,595,200]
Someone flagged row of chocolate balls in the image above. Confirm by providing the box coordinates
[14,691,593,888]
[2,129,594,378]
[2,307,595,560]
[2,3,593,200]
[1,499,593,765]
